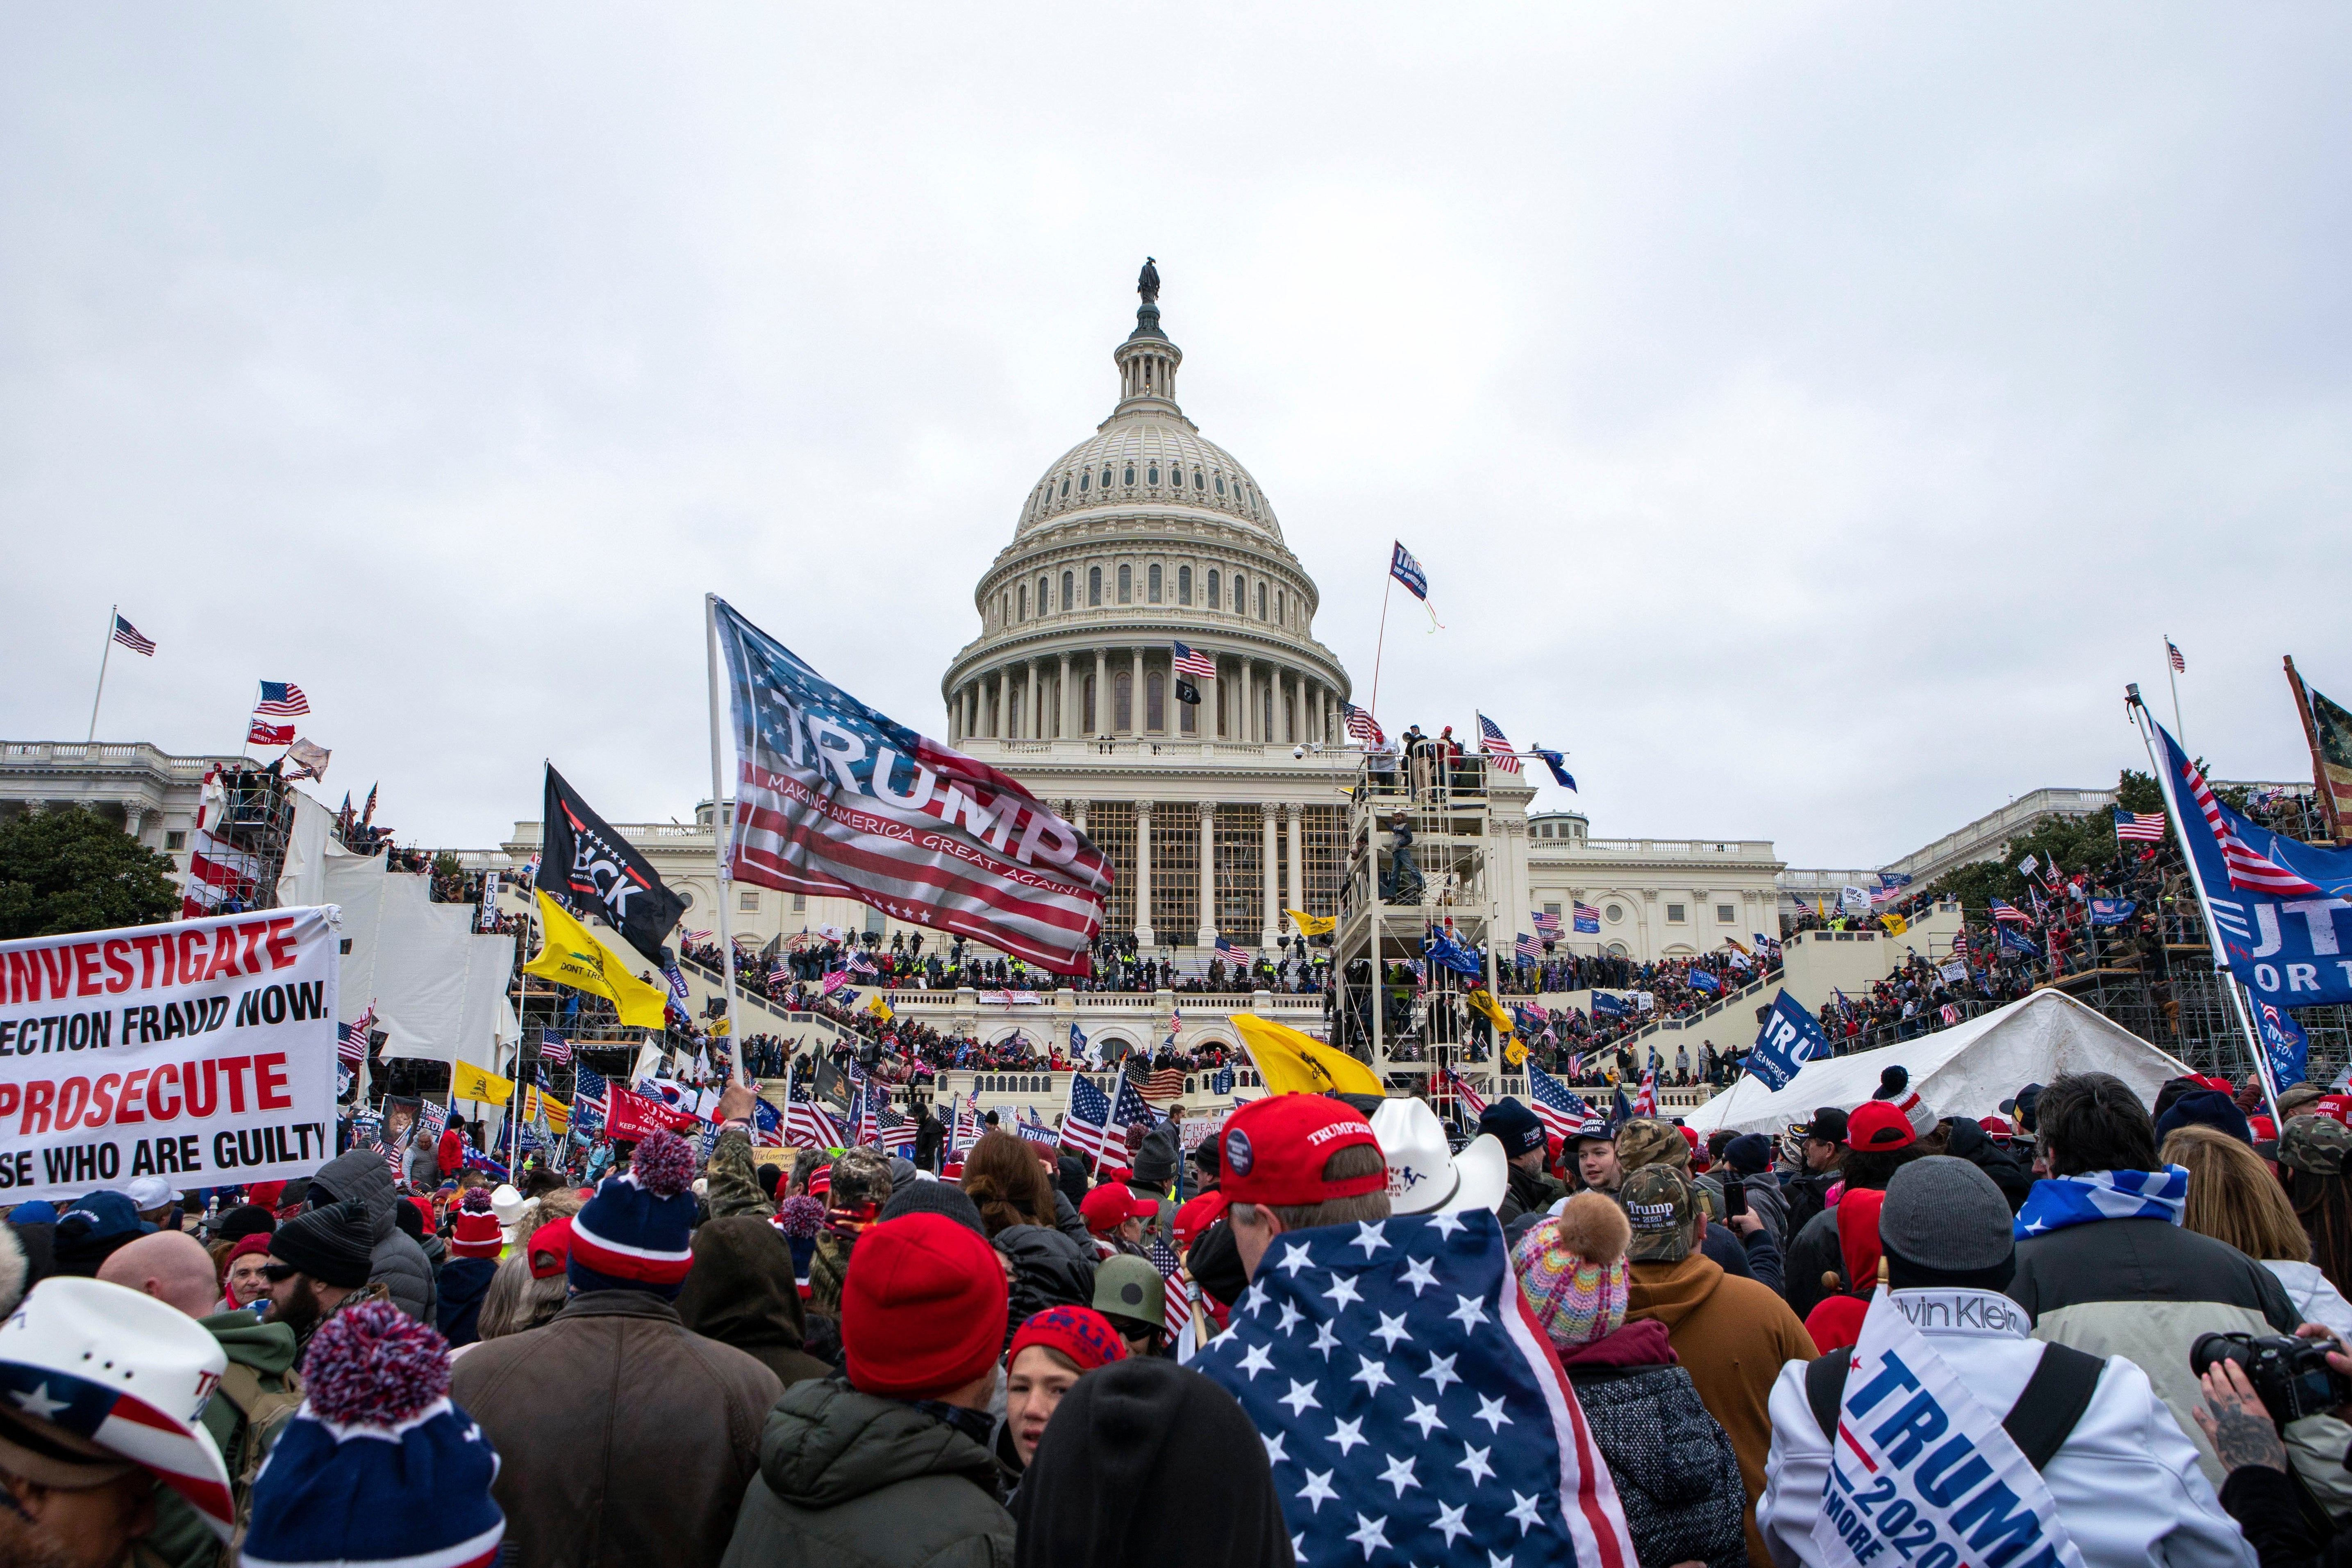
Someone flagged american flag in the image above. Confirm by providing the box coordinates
[1989,898,2031,925]
[1939,1003,1962,1026]
[1198,1211,1638,1568]
[2179,745,2325,896]
[1631,1067,1657,1116]
[254,681,310,717]
[1172,641,1217,680]
[1514,932,1543,963]
[682,928,712,945]
[1111,1071,1160,1129]
[875,1101,918,1154]
[752,1099,786,1148]
[1532,909,1563,941]
[573,1065,610,1116]
[2168,639,2186,673]
[950,1095,981,1152]
[1527,1062,1587,1146]
[1476,712,1522,775]
[713,599,1110,976]
[1572,902,1601,934]
[110,614,156,656]
[1134,1066,1189,1102]
[539,1035,574,1065]
[1388,539,1429,600]
[787,1095,844,1150]
[1214,936,1251,965]
[1952,929,1972,957]
[850,1085,879,1150]
[1058,1074,1123,1166]
[768,957,790,988]
[1342,702,1387,748]
[1145,1236,1195,1336]
[846,952,878,975]
[1438,1066,1488,1120]
[336,1006,376,1066]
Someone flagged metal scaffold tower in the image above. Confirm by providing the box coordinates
[207,764,298,912]
[1331,754,1508,1123]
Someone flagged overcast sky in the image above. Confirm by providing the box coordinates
[6,5,2348,869]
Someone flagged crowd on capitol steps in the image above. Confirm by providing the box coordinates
[18,1056,2352,1568]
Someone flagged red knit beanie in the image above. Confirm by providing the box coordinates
[449,1189,502,1259]
[842,1213,1008,1400]
[1008,1306,1129,1373]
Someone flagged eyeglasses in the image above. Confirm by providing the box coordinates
[260,1263,298,1283]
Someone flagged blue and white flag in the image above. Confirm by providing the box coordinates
[1687,968,1721,995]
[1212,1066,1236,1096]
[1530,748,1577,792]
[2153,721,2352,1006]
[1388,541,1429,601]
[2015,1166,2188,1239]
[1197,1211,1636,1568]
[1590,991,1632,1019]
[1814,1287,2086,1568]
[1746,991,1828,1093]
[1996,926,2042,958]
[1422,928,1482,977]
[2088,898,2137,927]
[2259,1001,2310,1092]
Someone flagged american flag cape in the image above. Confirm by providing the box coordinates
[1198,1210,1636,1568]
[712,598,1111,975]
[1529,1062,1587,1146]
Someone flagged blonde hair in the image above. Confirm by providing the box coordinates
[476,1252,568,1339]
[2163,1125,2310,1263]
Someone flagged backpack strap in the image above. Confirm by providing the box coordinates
[2001,1342,2103,1472]
[1808,1339,2103,1473]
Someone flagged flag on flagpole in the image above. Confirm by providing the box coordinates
[1476,712,1522,774]
[245,720,294,747]
[1529,746,1576,791]
[110,615,156,656]
[2112,807,2167,842]
[2168,639,2186,673]
[1533,909,1563,941]
[254,681,310,717]
[1388,541,1428,600]
[1341,701,1386,748]
[538,1035,574,1065]
[1171,641,1216,680]
[1057,1075,1122,1167]
[1573,901,1601,934]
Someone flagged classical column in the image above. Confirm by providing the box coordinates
[1134,800,1155,945]
[1196,801,1217,948]
[1240,660,1255,743]
[1259,801,1280,948]
[1092,649,1107,736]
[993,669,1008,739]
[1027,659,1043,740]
[964,685,977,741]
[1285,803,1304,917]
[122,804,147,845]
[1128,648,1143,739]
[1280,668,1294,745]
[1057,653,1073,739]
[1072,800,1089,833]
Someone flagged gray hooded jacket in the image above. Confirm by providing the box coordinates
[311,1148,436,1321]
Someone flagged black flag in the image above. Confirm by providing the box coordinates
[537,765,687,967]
[1175,677,1202,707]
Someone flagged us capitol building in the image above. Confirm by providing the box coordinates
[2,268,1788,1052]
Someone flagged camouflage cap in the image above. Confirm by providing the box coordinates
[1620,1165,1697,1263]
[1613,1118,1690,1175]
[2279,1114,2352,1177]
[828,1148,895,1210]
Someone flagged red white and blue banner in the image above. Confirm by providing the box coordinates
[712,598,1111,975]
[0,908,339,1202]
[1813,1288,2084,1568]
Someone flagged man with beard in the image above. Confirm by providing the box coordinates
[260,1199,378,1354]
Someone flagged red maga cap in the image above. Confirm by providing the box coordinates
[1846,1100,1917,1153]
[1079,1184,1147,1233]
[1173,1190,1229,1245]
[1219,1095,1384,1208]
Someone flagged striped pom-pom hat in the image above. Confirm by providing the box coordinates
[241,1300,503,1568]
[448,1188,502,1260]
[567,1129,698,1297]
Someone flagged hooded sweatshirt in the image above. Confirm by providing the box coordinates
[437,1256,500,1348]
[678,1216,831,1388]
[1627,1252,1818,1568]
[309,1148,436,1321]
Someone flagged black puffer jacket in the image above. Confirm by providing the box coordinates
[1562,1320,1750,1568]
[1942,1116,2032,1212]
[310,1148,434,1321]
[992,1224,1095,1349]
[721,1379,1014,1568]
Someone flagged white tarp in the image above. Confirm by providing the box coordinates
[1681,989,2194,1136]
[273,788,345,909]
[326,854,517,1066]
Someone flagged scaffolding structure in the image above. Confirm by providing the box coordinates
[202,764,299,913]
[1331,756,1507,1122]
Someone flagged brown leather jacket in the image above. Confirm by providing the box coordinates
[449,1290,783,1568]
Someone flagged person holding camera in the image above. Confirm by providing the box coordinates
[2197,1326,2352,1568]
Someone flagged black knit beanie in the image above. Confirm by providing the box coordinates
[268,1198,374,1289]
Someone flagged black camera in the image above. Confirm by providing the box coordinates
[2192,1332,2352,1426]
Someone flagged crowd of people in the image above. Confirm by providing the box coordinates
[20,1052,2352,1568]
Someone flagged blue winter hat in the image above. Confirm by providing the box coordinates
[242,1300,503,1568]
[6,1202,56,1226]
[2155,1089,2254,1148]
[1477,1098,1546,1160]
[568,1129,698,1298]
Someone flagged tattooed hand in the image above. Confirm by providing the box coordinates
[2194,1360,2287,1474]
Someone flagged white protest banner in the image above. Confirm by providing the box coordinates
[1813,1287,2085,1568]
[0,907,339,1202]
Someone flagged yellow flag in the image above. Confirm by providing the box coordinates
[1287,909,1336,938]
[1503,1035,1528,1066]
[1883,912,1909,937]
[449,1061,514,1104]
[1232,1014,1385,1098]
[1462,986,1516,1040]
[523,890,670,1030]
[709,1017,732,1037]
[523,1087,570,1135]
[1724,936,1752,956]
[866,993,894,1023]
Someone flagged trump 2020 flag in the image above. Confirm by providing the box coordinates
[711,597,1112,974]
[1197,1209,1636,1568]
[2259,1000,2310,1091]
[1747,991,1829,1093]
[1815,1287,2085,1568]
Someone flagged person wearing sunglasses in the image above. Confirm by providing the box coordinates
[260,1198,379,1354]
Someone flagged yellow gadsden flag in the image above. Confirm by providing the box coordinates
[1287,909,1336,938]
[523,889,670,1030]
[448,1060,514,1104]
[1232,1014,1385,1098]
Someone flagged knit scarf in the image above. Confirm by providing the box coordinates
[2014,1166,2188,1240]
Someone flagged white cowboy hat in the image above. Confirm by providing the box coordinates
[1371,1097,1509,1216]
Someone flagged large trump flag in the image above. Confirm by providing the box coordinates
[711,598,1112,975]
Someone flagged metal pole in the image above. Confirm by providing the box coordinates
[1367,573,1393,732]
[2132,700,2277,1122]
[706,595,744,1089]
[86,607,116,744]
[2165,636,2186,758]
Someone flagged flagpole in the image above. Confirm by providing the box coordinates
[87,606,118,744]
[1367,570,1393,732]
[2165,636,2186,757]
[2129,695,2278,1123]
[705,594,744,1090]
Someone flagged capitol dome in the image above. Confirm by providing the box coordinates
[941,269,1349,754]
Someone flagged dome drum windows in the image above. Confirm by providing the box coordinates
[1147,465,1159,486]
[1255,582,1267,620]
[1148,565,1162,604]
[1017,584,1028,621]
[1117,565,1132,604]
[1177,565,1192,605]
[1037,576,1049,616]
[1206,569,1220,609]
[1089,567,1102,607]
[1061,570,1074,611]
[1123,464,1135,486]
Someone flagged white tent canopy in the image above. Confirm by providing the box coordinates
[1681,989,2195,1137]
[327,853,518,1070]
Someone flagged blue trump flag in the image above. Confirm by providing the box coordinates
[2089,898,2138,927]
[1590,991,1632,1019]
[2153,721,2352,1007]
[1423,928,1484,977]
[1198,1211,1637,1567]
[2258,1000,2310,1092]
[1531,748,1577,791]
[1746,991,1829,1093]
[1687,968,1721,995]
